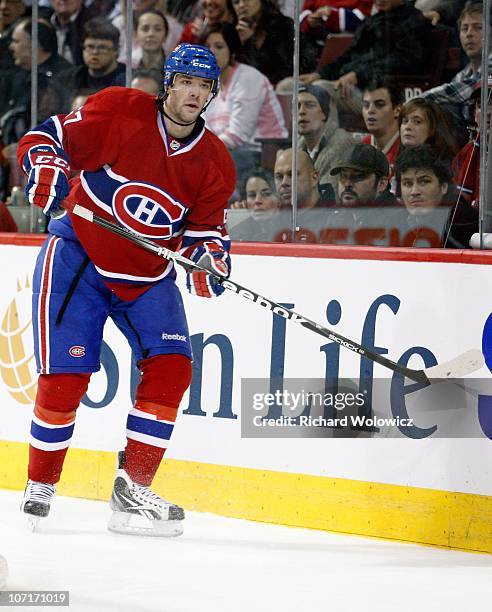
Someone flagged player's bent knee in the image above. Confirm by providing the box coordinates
[135,354,192,420]
[35,373,91,423]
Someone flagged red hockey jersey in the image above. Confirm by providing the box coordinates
[17,87,236,300]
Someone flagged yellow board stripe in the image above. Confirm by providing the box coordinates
[2,440,492,554]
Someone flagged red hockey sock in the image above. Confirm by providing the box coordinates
[28,447,69,484]
[28,373,90,484]
[122,354,192,486]
[123,438,165,486]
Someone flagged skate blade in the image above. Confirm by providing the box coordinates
[27,515,41,532]
[107,511,184,537]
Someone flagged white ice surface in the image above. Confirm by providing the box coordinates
[1,489,492,612]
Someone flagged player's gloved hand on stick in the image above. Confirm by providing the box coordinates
[186,241,230,298]
[23,146,70,215]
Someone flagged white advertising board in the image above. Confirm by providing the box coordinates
[1,243,492,495]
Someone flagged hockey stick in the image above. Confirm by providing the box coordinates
[62,202,484,385]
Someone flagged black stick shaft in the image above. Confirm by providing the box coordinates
[69,204,429,384]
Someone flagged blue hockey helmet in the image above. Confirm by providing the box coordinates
[163,44,220,97]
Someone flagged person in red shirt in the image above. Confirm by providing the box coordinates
[361,77,403,188]
[300,0,372,38]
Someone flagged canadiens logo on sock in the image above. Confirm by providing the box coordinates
[69,345,86,357]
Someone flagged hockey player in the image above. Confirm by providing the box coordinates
[17,44,236,536]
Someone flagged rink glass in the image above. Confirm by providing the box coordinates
[16,0,491,247]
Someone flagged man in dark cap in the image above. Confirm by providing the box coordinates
[330,143,396,206]
[298,83,353,192]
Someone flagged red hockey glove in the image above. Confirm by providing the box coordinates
[23,146,70,215]
[186,241,230,298]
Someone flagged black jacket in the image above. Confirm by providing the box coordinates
[239,13,317,84]
[60,62,126,100]
[0,54,72,144]
[320,2,432,88]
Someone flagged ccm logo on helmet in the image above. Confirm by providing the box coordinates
[113,182,186,239]
[69,345,86,358]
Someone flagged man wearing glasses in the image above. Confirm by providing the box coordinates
[62,17,125,105]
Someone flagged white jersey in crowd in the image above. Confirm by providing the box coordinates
[205,62,288,152]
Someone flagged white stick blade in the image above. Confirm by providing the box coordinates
[424,349,485,379]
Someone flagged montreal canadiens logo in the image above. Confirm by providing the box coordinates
[113,182,186,239]
[69,345,86,358]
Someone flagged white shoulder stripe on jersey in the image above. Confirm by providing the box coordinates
[52,115,64,145]
[24,130,60,147]
[80,172,114,215]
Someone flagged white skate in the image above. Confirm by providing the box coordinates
[107,453,184,537]
[20,480,56,532]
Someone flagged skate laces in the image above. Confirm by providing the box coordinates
[131,483,172,510]
[26,481,55,504]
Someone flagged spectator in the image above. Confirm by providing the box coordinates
[49,0,98,65]
[330,143,396,206]
[421,0,465,27]
[134,9,167,70]
[0,0,28,68]
[60,18,125,99]
[230,168,281,241]
[179,0,236,45]
[0,19,71,132]
[130,67,161,93]
[399,98,459,162]
[233,0,317,84]
[300,0,373,59]
[453,78,492,209]
[422,1,491,139]
[297,0,432,116]
[274,148,333,208]
[113,0,182,64]
[298,83,354,189]
[201,22,287,186]
[396,144,478,248]
[361,77,402,173]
